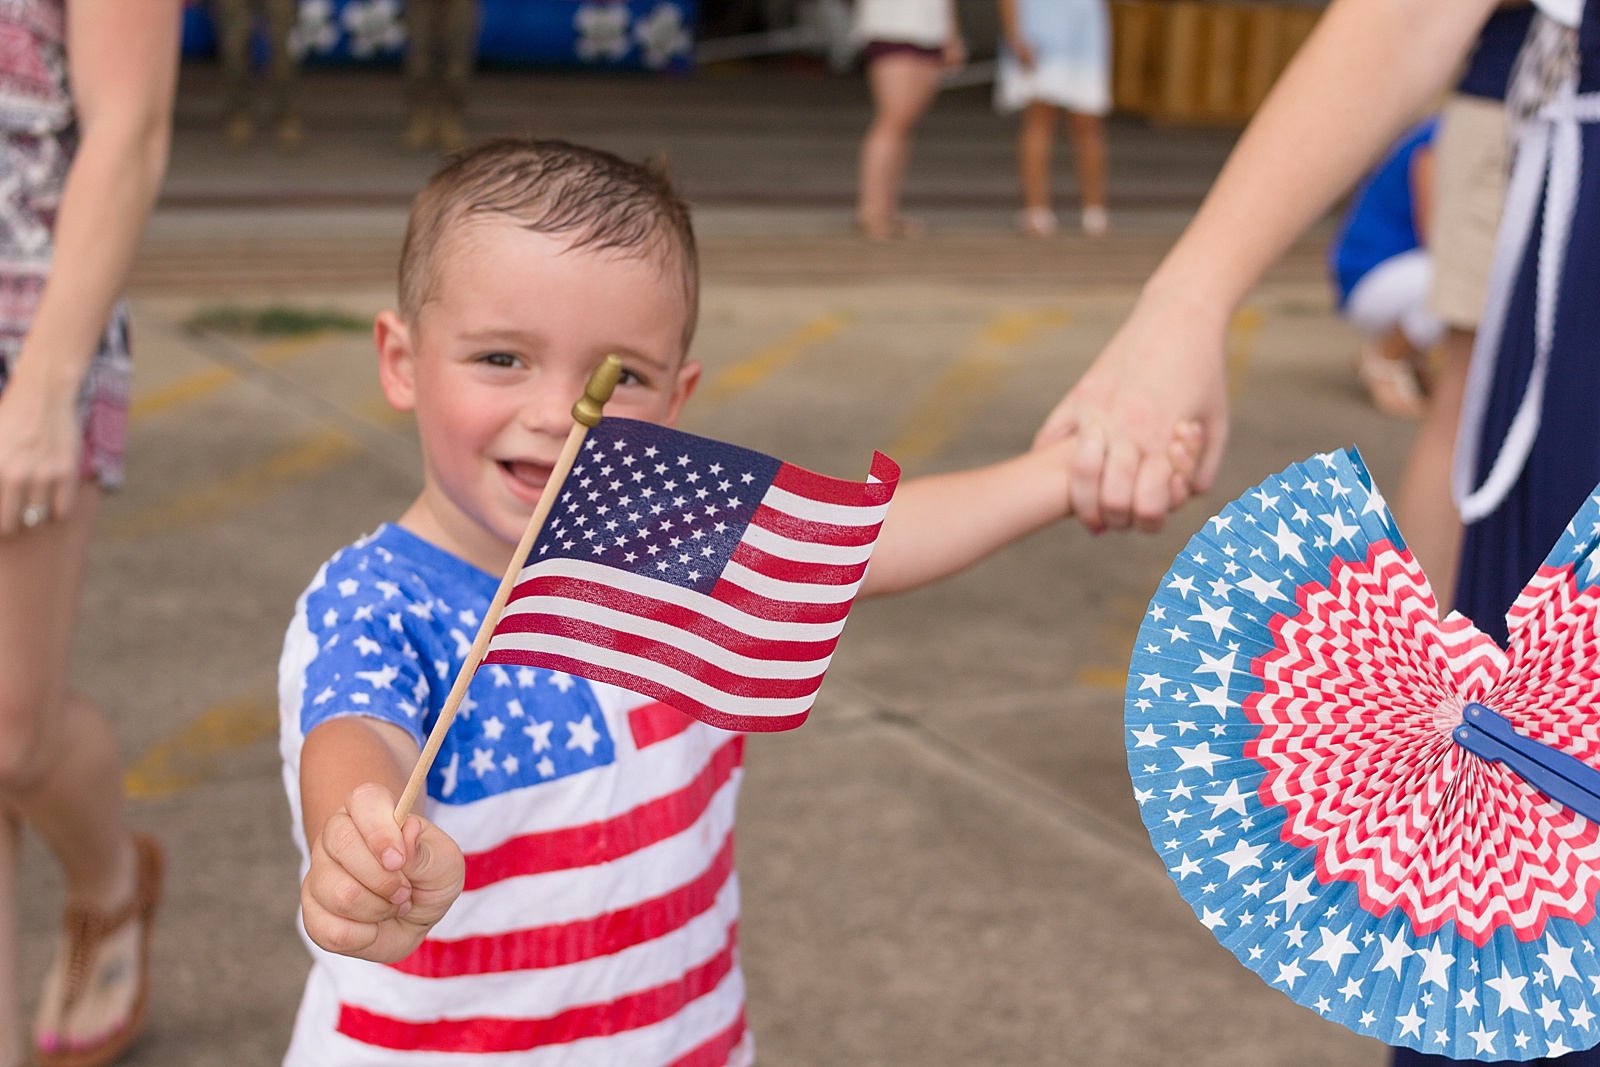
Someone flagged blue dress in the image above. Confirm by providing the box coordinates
[1455,2,1600,653]
[1395,5,1600,1065]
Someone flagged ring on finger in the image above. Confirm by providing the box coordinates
[20,504,47,529]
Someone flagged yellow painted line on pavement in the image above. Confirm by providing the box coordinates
[108,394,413,543]
[105,427,359,542]
[1225,307,1265,398]
[700,312,851,404]
[124,697,278,799]
[887,309,1070,466]
[129,331,348,422]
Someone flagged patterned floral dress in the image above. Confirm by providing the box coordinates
[0,0,131,489]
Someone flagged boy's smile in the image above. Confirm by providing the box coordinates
[375,220,701,574]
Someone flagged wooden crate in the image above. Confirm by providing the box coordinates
[1111,1,1323,124]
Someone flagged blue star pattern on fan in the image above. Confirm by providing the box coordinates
[297,524,615,807]
[534,418,782,596]
[1126,449,1600,1061]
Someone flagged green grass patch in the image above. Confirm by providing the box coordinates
[186,304,371,337]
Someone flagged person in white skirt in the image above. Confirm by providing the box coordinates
[853,0,966,239]
[996,0,1111,235]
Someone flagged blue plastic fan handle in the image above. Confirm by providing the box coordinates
[1454,703,1600,824]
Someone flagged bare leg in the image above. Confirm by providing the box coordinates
[1064,110,1108,213]
[856,52,943,238]
[1018,101,1056,213]
[0,809,20,1067]
[1394,327,1473,611]
[0,488,142,1055]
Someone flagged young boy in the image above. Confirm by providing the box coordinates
[281,138,1191,1066]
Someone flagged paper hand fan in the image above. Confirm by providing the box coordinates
[1125,448,1600,1061]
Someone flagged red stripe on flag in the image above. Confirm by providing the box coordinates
[489,617,827,697]
[498,578,839,661]
[748,505,882,548]
[464,736,744,890]
[728,541,868,587]
[708,578,854,624]
[394,835,734,977]
[631,700,696,748]
[772,456,898,507]
[666,1011,747,1067]
[339,924,740,1052]
[507,654,812,733]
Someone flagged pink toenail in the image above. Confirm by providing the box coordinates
[36,1032,58,1052]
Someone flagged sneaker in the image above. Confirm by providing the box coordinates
[1081,205,1110,237]
[1018,206,1058,237]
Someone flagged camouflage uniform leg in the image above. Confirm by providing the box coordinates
[405,0,441,115]
[263,0,300,121]
[214,0,257,122]
[438,0,478,113]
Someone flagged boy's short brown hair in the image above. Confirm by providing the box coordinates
[399,138,699,347]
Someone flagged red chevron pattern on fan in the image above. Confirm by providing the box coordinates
[1249,542,1600,945]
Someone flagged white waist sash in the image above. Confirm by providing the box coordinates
[1453,86,1600,523]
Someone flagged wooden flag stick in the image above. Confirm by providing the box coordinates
[393,355,624,823]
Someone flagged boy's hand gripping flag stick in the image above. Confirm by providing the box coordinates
[393,355,623,823]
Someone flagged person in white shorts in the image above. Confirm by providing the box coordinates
[995,0,1110,236]
[852,0,966,239]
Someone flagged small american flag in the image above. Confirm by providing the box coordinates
[483,417,900,732]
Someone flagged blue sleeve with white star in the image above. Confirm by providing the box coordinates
[299,552,435,748]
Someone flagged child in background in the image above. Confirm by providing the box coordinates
[1327,117,1441,419]
[280,137,1196,1066]
[995,0,1111,237]
[852,0,966,239]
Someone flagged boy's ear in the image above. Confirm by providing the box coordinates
[661,359,702,428]
[375,310,418,412]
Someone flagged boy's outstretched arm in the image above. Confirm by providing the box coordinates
[860,439,1074,599]
[300,717,466,964]
[861,424,1200,598]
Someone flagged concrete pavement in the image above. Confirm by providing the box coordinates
[18,64,1415,1066]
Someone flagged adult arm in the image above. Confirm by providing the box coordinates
[996,0,1033,67]
[1037,0,1498,533]
[0,0,180,535]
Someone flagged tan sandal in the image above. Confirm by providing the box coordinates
[1357,341,1426,419]
[36,833,164,1067]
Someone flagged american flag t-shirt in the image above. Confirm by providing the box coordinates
[484,418,900,732]
[280,526,752,1067]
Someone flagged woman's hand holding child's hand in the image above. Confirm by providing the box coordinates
[302,781,465,964]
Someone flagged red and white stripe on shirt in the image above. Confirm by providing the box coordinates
[284,690,753,1067]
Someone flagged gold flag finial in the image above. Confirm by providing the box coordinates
[572,354,623,428]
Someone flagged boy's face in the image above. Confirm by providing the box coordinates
[377,219,701,569]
